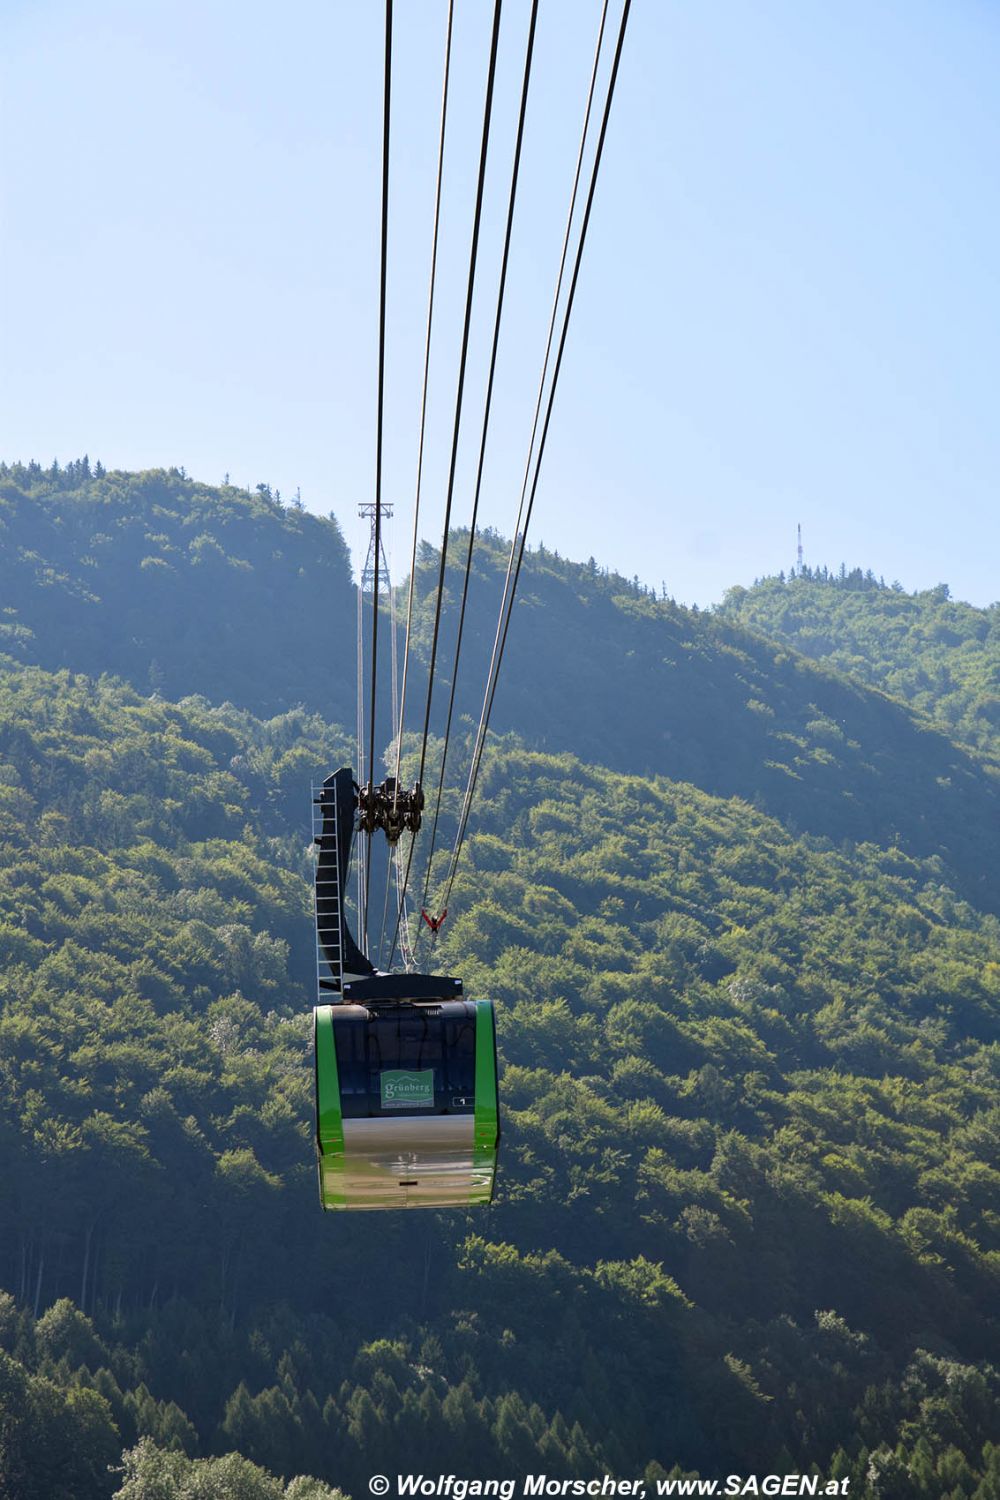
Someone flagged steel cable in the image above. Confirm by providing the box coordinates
[392,0,455,808]
[387,0,505,965]
[441,0,632,913]
[419,0,540,916]
[363,0,394,953]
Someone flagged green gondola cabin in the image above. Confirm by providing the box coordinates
[312,769,500,1211]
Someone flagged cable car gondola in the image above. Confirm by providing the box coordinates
[315,0,630,1211]
[312,769,499,1211]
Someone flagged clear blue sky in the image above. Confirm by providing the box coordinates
[2,0,998,606]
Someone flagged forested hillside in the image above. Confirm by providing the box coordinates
[718,569,1000,755]
[1,470,1000,1497]
[0,460,356,720]
[4,465,1000,914]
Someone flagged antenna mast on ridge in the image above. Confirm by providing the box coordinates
[796,522,804,576]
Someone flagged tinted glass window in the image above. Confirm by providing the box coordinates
[332,1006,477,1117]
[332,1015,370,1111]
[371,1010,442,1072]
[442,1015,476,1100]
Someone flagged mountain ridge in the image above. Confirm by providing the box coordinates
[3,464,999,916]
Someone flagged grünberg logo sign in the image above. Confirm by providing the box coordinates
[380,1070,435,1110]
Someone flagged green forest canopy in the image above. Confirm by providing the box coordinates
[0,469,999,1497]
[719,567,1000,755]
[4,463,1000,908]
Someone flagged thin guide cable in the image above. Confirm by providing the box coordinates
[388,0,505,965]
[420,0,540,912]
[442,0,632,911]
[364,0,393,952]
[393,0,455,806]
[448,0,611,885]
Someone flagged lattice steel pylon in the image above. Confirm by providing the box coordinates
[355,503,414,970]
[356,502,398,789]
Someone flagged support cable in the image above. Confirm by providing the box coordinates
[377,841,397,972]
[387,525,399,756]
[435,0,613,917]
[375,522,402,966]
[393,0,455,807]
[419,0,539,913]
[356,558,366,937]
[364,0,393,952]
[387,0,504,964]
[414,0,503,789]
[440,0,631,915]
[497,0,609,619]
